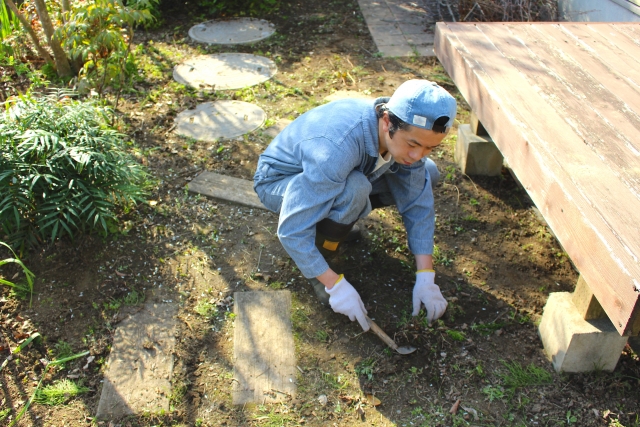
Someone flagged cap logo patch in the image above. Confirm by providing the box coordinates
[412,115,427,127]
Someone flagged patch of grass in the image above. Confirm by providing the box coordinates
[103,299,122,312]
[194,299,217,318]
[34,379,89,405]
[446,329,466,342]
[470,321,505,336]
[254,405,294,426]
[268,281,285,290]
[291,307,309,330]
[396,309,412,328]
[0,407,10,421]
[123,289,144,305]
[322,372,348,390]
[54,340,74,360]
[433,244,454,267]
[499,360,553,389]
[482,384,506,402]
[355,357,376,381]
[316,330,329,342]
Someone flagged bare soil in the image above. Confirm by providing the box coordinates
[1,0,639,426]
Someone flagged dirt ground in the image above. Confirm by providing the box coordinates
[1,0,639,426]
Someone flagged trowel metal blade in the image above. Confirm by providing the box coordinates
[396,346,417,355]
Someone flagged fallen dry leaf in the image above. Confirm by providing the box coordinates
[13,331,29,340]
[449,398,461,415]
[365,394,381,406]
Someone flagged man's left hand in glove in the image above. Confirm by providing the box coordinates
[412,269,447,324]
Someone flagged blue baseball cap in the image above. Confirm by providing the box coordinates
[386,80,457,133]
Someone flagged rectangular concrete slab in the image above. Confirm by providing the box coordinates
[96,303,177,419]
[188,171,266,210]
[233,291,296,404]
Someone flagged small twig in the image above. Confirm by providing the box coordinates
[345,56,354,68]
[462,173,479,193]
[255,245,264,272]
[443,182,461,206]
[463,2,479,21]
[180,317,194,332]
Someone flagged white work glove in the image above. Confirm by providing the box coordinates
[326,275,370,332]
[412,270,448,324]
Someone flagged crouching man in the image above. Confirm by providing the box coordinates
[253,80,456,331]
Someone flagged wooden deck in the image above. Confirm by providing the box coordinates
[434,22,640,336]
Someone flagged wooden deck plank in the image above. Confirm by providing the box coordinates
[232,291,296,404]
[549,25,640,122]
[562,24,640,86]
[435,22,640,335]
[477,24,640,202]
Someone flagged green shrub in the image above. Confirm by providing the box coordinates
[0,91,148,249]
[57,0,158,91]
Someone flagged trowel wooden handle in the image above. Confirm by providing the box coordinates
[366,316,398,350]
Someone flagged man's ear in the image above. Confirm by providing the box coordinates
[380,111,390,132]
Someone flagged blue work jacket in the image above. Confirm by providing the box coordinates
[254,97,436,278]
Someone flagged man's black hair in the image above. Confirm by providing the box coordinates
[377,105,410,138]
[377,105,450,137]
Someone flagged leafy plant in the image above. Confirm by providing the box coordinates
[34,379,90,405]
[8,347,89,426]
[0,0,19,45]
[0,91,148,249]
[56,0,158,92]
[0,241,35,304]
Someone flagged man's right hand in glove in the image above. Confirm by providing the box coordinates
[325,275,369,332]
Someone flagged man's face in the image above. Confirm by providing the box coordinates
[380,113,447,165]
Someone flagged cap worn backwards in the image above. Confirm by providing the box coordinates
[386,80,457,133]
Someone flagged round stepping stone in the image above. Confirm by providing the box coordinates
[323,90,375,103]
[188,18,275,45]
[174,101,266,141]
[173,53,277,91]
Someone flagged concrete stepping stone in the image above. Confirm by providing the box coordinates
[357,0,435,57]
[96,303,177,419]
[232,291,296,404]
[189,18,275,45]
[174,100,265,141]
[188,171,266,210]
[263,118,292,138]
[173,53,277,91]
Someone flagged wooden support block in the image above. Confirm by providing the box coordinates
[455,124,504,176]
[188,171,266,210]
[233,291,296,404]
[572,275,606,320]
[470,112,489,136]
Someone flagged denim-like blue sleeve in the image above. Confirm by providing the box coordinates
[384,160,435,255]
[276,137,360,278]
